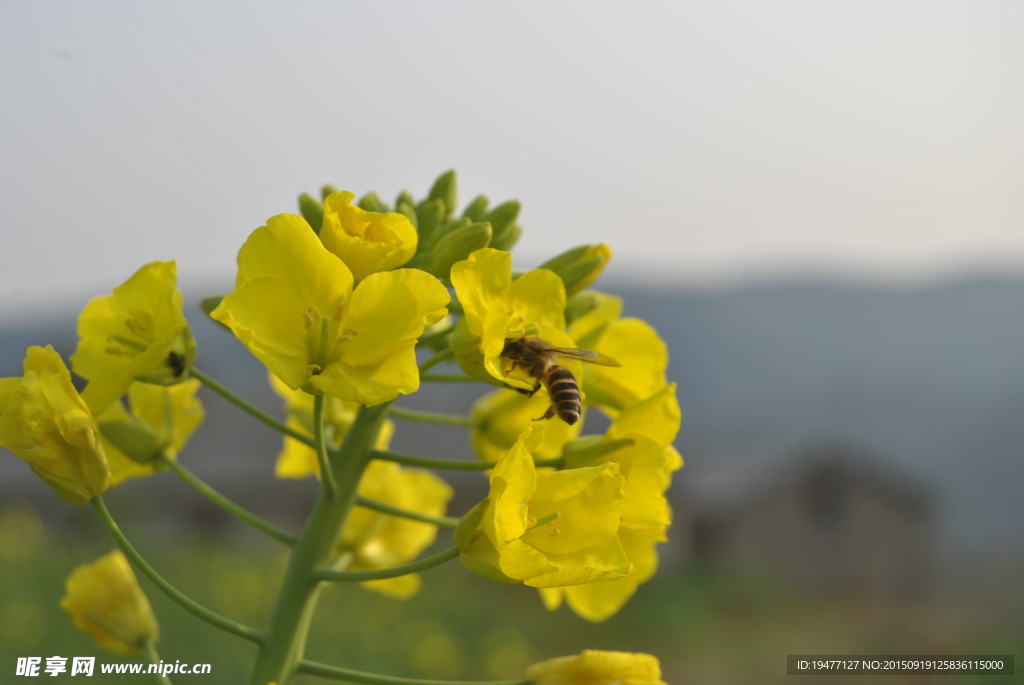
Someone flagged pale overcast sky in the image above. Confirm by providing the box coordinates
[1,1,1022,318]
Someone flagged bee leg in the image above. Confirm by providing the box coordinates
[533,405,557,422]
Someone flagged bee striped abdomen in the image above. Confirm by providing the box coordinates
[545,365,582,425]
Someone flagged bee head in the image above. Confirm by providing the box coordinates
[501,338,525,358]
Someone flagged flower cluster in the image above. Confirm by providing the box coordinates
[1,171,680,685]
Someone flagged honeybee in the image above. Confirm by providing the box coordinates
[500,336,621,425]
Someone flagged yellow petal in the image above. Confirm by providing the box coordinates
[527,650,664,685]
[450,248,511,338]
[320,191,418,280]
[608,384,681,449]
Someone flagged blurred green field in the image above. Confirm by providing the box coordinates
[1,502,1019,685]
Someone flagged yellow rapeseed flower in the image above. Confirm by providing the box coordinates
[60,550,158,656]
[72,261,194,414]
[569,293,668,413]
[340,461,453,598]
[526,650,665,685]
[320,190,418,280]
[98,380,204,486]
[450,248,576,390]
[456,425,630,588]
[469,389,580,463]
[540,385,681,621]
[268,374,393,479]
[0,346,109,505]
[211,214,448,406]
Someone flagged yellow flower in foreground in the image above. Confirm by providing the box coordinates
[340,461,453,598]
[268,374,394,479]
[541,385,681,621]
[320,190,418,280]
[456,426,630,588]
[0,346,109,505]
[212,215,448,405]
[470,388,581,463]
[60,550,158,656]
[527,650,665,685]
[98,380,204,486]
[569,293,668,413]
[72,261,194,414]
[450,248,576,390]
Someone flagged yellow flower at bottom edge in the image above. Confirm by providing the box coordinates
[211,214,448,406]
[527,650,665,685]
[540,384,682,621]
[71,261,194,415]
[0,346,109,505]
[267,374,394,479]
[456,425,630,588]
[98,380,205,487]
[60,550,158,656]
[339,461,454,599]
[320,190,418,280]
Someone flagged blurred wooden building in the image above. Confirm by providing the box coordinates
[683,446,933,597]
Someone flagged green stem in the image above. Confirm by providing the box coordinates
[311,546,459,582]
[371,449,563,471]
[389,406,476,427]
[249,404,391,685]
[190,367,313,447]
[355,496,459,528]
[297,660,527,685]
[162,458,296,546]
[418,348,453,373]
[91,497,264,644]
[420,372,476,383]
[144,641,173,685]
[417,323,454,347]
[313,394,338,499]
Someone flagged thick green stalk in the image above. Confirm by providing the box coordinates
[92,497,263,643]
[162,458,297,546]
[191,367,312,446]
[297,660,527,685]
[311,546,459,582]
[249,404,390,685]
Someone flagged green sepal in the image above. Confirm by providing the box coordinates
[358,192,388,212]
[430,222,492,281]
[199,296,231,333]
[99,420,168,465]
[489,223,522,251]
[427,170,458,220]
[565,291,601,325]
[561,436,634,468]
[298,193,324,234]
[462,195,489,221]
[415,199,447,246]
[486,201,520,244]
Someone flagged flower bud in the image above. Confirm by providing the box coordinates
[320,184,339,201]
[60,550,159,656]
[98,421,166,465]
[298,193,324,233]
[430,222,492,281]
[540,244,612,295]
[358,191,387,212]
[526,650,665,685]
[427,169,458,219]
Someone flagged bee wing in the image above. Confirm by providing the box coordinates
[549,347,622,367]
